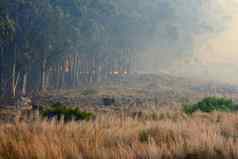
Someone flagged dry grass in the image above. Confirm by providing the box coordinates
[1,108,238,159]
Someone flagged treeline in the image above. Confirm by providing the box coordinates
[0,0,137,97]
[0,0,225,97]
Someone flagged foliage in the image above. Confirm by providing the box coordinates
[41,102,95,121]
[183,97,238,114]
[0,17,15,41]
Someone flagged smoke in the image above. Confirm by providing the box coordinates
[76,0,237,83]
[120,0,238,83]
[164,0,238,83]
[116,0,226,72]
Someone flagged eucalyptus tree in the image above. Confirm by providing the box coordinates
[0,0,16,96]
[0,0,82,95]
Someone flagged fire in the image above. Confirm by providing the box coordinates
[113,71,119,75]
[110,70,128,75]
[64,60,70,73]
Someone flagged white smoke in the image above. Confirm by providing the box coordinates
[166,0,238,83]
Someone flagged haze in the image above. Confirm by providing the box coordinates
[165,0,238,83]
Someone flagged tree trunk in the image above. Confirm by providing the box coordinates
[12,45,19,97]
[56,64,61,89]
[73,54,78,87]
[0,46,3,96]
[45,70,50,90]
[12,70,20,97]
[22,72,28,96]
[12,62,16,97]
[75,55,80,87]
[41,57,47,91]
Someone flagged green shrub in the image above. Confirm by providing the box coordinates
[183,104,197,114]
[183,97,238,114]
[41,103,95,121]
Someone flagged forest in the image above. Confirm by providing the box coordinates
[0,0,134,96]
[0,0,225,97]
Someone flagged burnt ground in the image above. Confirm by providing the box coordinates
[32,73,238,110]
[1,73,238,121]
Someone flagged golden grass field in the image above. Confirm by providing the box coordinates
[1,107,238,159]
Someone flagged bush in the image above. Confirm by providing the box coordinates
[183,97,238,114]
[41,102,95,121]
